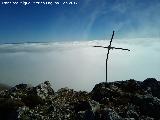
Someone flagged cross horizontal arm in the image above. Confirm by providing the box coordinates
[93,45,104,47]
[94,46,130,51]
[103,46,111,48]
[98,46,130,51]
[112,47,130,51]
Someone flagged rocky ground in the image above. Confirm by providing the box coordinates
[0,78,160,120]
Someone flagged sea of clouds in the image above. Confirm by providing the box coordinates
[0,38,160,91]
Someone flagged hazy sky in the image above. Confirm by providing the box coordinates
[0,38,159,91]
[0,0,160,43]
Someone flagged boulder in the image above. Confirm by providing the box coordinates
[95,108,122,120]
[142,78,160,98]
[34,81,54,99]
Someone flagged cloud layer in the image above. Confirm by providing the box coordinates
[0,38,160,91]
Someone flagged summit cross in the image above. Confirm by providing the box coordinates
[93,31,130,82]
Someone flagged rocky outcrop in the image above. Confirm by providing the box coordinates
[0,78,160,120]
[91,78,160,119]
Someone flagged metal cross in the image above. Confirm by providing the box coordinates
[93,31,130,82]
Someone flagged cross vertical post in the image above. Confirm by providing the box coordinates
[106,58,107,82]
[106,31,114,82]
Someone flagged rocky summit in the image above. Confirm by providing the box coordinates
[0,78,160,120]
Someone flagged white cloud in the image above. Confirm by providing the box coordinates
[0,38,160,91]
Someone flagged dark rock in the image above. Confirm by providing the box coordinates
[34,81,54,99]
[21,94,44,107]
[95,108,122,120]
[143,78,158,86]
[91,82,119,102]
[73,101,92,113]
[120,79,144,94]
[125,104,139,119]
[142,78,160,98]
[76,109,95,120]
[1,79,160,120]
[15,83,28,90]
[91,78,160,119]
[47,105,55,113]
[0,98,24,120]
[84,110,95,120]
[132,94,160,119]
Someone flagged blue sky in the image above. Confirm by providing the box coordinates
[0,0,160,43]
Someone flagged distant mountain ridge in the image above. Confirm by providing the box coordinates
[0,41,51,45]
[0,78,160,120]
